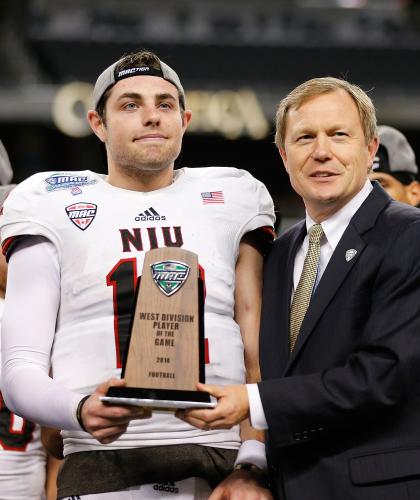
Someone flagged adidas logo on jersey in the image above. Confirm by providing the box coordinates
[153,482,179,494]
[135,207,166,221]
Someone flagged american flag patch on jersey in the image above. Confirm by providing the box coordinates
[201,191,224,204]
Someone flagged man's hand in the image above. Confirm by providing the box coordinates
[209,469,273,500]
[80,378,152,444]
[176,382,250,430]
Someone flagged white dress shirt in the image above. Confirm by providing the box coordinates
[248,179,373,429]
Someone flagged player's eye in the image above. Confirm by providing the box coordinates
[123,102,138,110]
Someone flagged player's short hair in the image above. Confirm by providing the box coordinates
[95,49,185,121]
[274,77,377,148]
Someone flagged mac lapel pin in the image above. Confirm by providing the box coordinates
[345,249,357,262]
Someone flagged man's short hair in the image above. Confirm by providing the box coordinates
[371,125,418,185]
[274,77,377,149]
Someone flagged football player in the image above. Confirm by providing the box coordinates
[0,174,47,499]
[369,125,420,207]
[0,51,275,499]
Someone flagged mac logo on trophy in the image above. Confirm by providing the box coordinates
[103,247,214,409]
[151,260,190,296]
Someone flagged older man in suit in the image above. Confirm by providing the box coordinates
[179,77,420,500]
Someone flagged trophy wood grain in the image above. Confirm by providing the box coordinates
[125,247,199,391]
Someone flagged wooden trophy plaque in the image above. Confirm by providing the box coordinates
[103,247,215,409]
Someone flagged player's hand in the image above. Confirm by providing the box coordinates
[176,382,249,430]
[209,469,273,500]
[80,378,152,444]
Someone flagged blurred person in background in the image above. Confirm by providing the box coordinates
[0,142,48,499]
[0,50,275,499]
[369,125,420,207]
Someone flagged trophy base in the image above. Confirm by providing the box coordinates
[101,386,216,409]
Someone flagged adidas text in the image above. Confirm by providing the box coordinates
[153,482,179,494]
[135,207,166,222]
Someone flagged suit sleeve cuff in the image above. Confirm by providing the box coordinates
[246,383,268,430]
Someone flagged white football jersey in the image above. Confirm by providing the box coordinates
[1,167,274,456]
[0,300,47,500]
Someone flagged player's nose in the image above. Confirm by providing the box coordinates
[142,105,160,126]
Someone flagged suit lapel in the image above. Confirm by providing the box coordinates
[285,182,391,372]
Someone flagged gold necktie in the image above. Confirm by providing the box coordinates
[289,224,324,352]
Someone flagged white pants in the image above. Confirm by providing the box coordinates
[64,477,212,499]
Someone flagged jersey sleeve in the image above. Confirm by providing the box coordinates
[1,237,82,430]
[241,226,275,257]
[0,173,62,260]
[234,170,275,254]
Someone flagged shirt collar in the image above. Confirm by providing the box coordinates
[305,179,373,252]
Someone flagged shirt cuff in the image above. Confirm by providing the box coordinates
[234,439,267,472]
[246,383,268,430]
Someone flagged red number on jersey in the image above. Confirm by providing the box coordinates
[0,392,35,451]
[106,258,138,368]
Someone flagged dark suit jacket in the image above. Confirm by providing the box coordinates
[259,183,420,500]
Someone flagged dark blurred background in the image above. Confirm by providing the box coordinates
[1,0,420,227]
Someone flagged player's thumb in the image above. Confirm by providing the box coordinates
[96,378,126,396]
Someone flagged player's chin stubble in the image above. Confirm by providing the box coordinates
[113,140,182,177]
[113,148,177,178]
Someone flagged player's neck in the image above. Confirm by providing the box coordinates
[107,165,174,192]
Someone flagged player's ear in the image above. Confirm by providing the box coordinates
[182,109,193,130]
[87,110,107,143]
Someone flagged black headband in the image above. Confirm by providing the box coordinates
[114,66,164,83]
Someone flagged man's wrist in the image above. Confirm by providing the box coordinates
[233,462,269,487]
[75,395,90,432]
[234,462,265,474]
